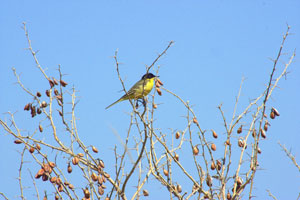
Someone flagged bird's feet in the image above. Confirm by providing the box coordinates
[135,99,146,109]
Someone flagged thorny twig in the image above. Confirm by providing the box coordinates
[279,142,300,172]
[18,147,26,200]
[267,189,278,200]
[28,169,40,200]
[0,192,9,200]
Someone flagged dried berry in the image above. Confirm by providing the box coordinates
[225,139,230,145]
[54,88,59,96]
[174,153,179,161]
[155,81,161,88]
[211,143,216,151]
[98,160,105,169]
[163,169,169,176]
[153,103,157,109]
[143,190,149,196]
[48,79,55,88]
[217,160,222,171]
[156,87,162,96]
[264,124,268,131]
[53,78,59,85]
[60,80,68,87]
[29,146,35,153]
[157,78,163,86]
[14,139,22,144]
[206,175,212,187]
[91,173,98,182]
[227,192,231,200]
[42,163,49,172]
[257,147,262,154]
[39,124,43,132]
[98,175,103,185]
[261,128,266,139]
[212,130,218,138]
[35,173,41,179]
[56,94,62,102]
[175,131,180,139]
[50,176,57,183]
[41,101,47,108]
[272,107,280,116]
[36,143,41,151]
[77,153,84,157]
[57,184,63,192]
[171,185,177,191]
[238,139,245,148]
[37,168,45,177]
[270,111,275,119]
[264,121,269,131]
[37,108,42,114]
[56,177,62,185]
[24,103,31,111]
[67,164,72,173]
[236,177,242,186]
[72,156,79,165]
[177,184,182,193]
[193,146,199,155]
[98,186,104,195]
[31,106,36,118]
[42,174,49,181]
[193,117,198,124]
[37,92,42,97]
[43,163,52,174]
[45,90,50,97]
[237,125,243,134]
[49,162,56,168]
[92,146,98,153]
[83,188,90,198]
[68,184,74,190]
[102,175,107,183]
[211,162,216,170]
[252,129,257,138]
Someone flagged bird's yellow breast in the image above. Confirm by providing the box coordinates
[135,78,155,98]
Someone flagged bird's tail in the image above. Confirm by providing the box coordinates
[105,98,123,109]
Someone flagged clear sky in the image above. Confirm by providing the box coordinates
[1,0,300,199]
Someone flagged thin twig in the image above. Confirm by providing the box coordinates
[28,169,40,200]
[18,147,26,200]
[0,192,9,200]
[267,189,278,200]
[278,142,300,172]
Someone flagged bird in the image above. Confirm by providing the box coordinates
[105,73,157,109]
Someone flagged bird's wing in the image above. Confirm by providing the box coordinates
[123,79,147,98]
[106,79,149,109]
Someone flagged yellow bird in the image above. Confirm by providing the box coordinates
[105,73,157,109]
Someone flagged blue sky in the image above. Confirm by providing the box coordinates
[1,0,300,199]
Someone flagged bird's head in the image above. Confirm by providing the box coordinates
[141,73,157,80]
